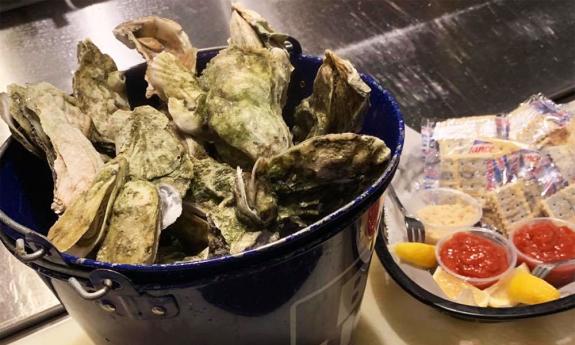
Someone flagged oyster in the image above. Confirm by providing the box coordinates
[200,5,293,166]
[73,39,131,147]
[113,16,197,71]
[234,164,277,227]
[47,157,127,256]
[187,156,236,206]
[229,3,288,49]
[184,156,272,255]
[0,92,42,157]
[146,52,207,136]
[256,133,390,227]
[97,180,161,264]
[257,133,390,195]
[115,105,194,196]
[208,205,272,255]
[7,82,103,213]
[292,50,371,142]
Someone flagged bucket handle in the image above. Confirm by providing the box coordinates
[15,238,45,262]
[68,277,113,300]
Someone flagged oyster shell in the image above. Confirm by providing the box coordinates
[97,180,161,264]
[73,39,130,147]
[257,133,390,195]
[7,82,104,213]
[292,50,371,142]
[229,3,288,49]
[234,164,277,227]
[113,16,197,71]
[115,105,194,196]
[187,156,236,206]
[47,157,127,256]
[0,92,42,157]
[146,52,207,135]
[158,184,183,230]
[200,6,293,166]
[184,156,271,255]
[257,133,390,228]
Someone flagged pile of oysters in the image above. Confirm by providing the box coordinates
[0,4,391,264]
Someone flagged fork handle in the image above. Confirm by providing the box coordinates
[388,185,408,216]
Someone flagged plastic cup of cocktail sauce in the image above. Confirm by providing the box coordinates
[510,217,575,288]
[435,228,517,289]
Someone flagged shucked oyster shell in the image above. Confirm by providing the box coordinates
[73,39,130,147]
[115,105,194,196]
[200,5,293,166]
[47,157,127,256]
[7,82,103,213]
[113,16,197,71]
[292,50,371,143]
[97,180,161,264]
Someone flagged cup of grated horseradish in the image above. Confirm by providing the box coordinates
[406,188,483,244]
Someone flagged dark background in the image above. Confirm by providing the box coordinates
[1,0,574,129]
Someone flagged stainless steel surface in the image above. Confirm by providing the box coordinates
[0,241,61,337]
[0,0,574,338]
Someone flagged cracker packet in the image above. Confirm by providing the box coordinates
[506,94,573,147]
[422,116,508,194]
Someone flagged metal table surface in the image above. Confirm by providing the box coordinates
[0,0,574,340]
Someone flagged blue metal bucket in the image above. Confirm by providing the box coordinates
[0,46,405,345]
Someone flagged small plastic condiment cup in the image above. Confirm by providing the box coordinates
[435,227,517,289]
[406,188,483,244]
[509,217,575,288]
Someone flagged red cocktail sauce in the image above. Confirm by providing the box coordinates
[512,220,575,287]
[439,232,509,288]
[513,220,575,262]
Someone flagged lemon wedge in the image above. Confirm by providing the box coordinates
[484,264,528,308]
[506,270,560,305]
[433,267,489,307]
[393,242,437,268]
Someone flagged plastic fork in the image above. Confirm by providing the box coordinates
[388,186,426,243]
[532,258,575,280]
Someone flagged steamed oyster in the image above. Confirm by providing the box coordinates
[7,82,103,213]
[97,180,161,264]
[47,157,127,256]
[200,4,293,166]
[73,39,130,148]
[256,133,390,227]
[115,105,194,196]
[113,16,197,71]
[292,50,371,142]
